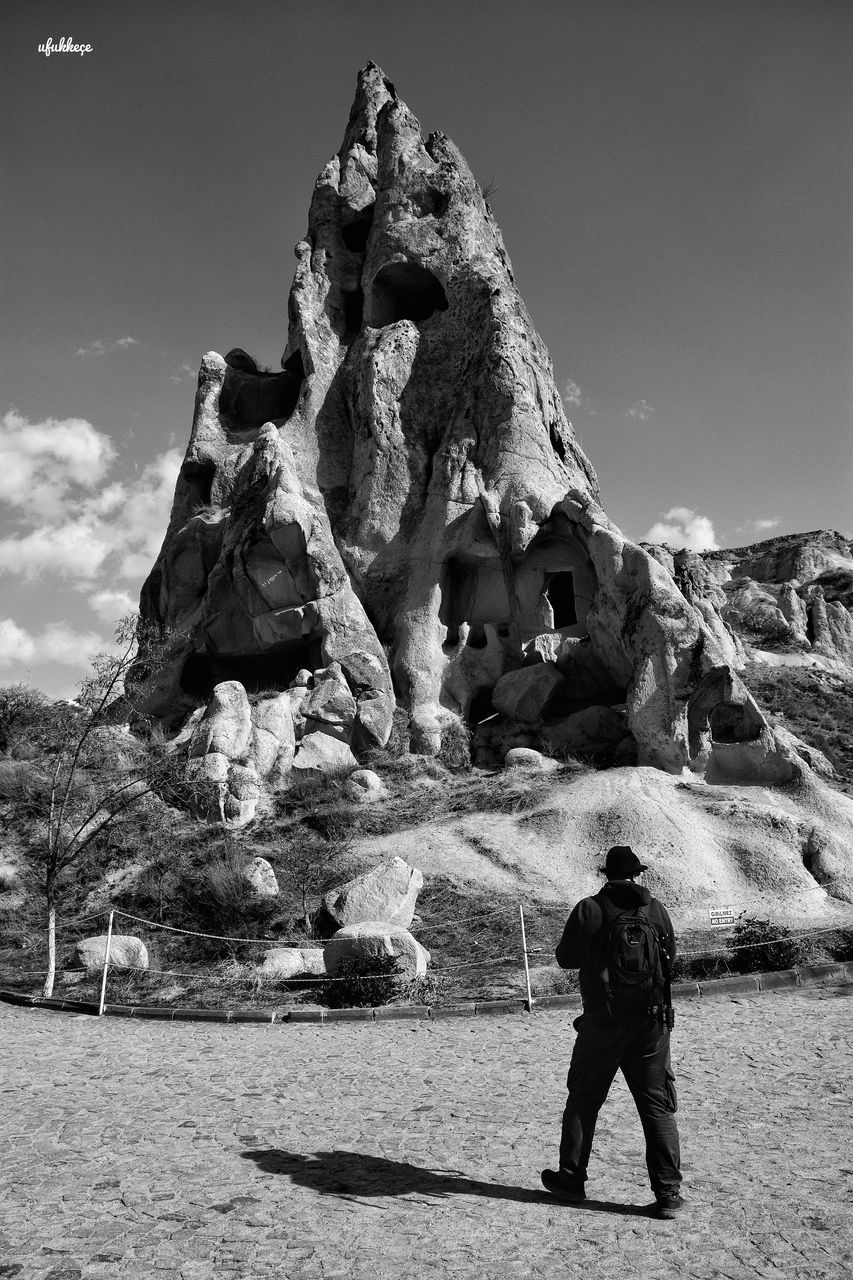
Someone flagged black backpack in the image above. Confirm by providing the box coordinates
[596,896,668,1020]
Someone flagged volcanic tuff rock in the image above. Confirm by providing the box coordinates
[137,63,801,817]
[648,531,853,670]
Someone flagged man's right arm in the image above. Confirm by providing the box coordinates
[555,902,585,969]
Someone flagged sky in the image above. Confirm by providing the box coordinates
[2,0,851,697]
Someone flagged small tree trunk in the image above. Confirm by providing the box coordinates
[42,904,57,998]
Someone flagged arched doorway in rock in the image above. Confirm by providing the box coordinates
[544,570,577,629]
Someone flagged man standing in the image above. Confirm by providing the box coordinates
[541,844,683,1219]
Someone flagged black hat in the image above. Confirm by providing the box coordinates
[601,845,648,879]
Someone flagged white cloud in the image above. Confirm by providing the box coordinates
[643,506,720,551]
[115,448,183,577]
[736,517,780,536]
[626,399,656,423]
[170,362,197,385]
[562,380,584,408]
[0,410,117,519]
[76,336,140,357]
[0,423,182,585]
[0,521,114,580]
[0,619,105,668]
[88,588,137,626]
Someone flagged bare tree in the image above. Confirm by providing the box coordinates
[37,615,187,996]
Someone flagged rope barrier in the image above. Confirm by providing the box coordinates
[679,924,847,957]
[111,903,517,943]
[112,910,281,944]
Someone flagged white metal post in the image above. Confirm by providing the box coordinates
[98,910,114,1017]
[518,903,534,1012]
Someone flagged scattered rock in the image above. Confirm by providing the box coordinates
[291,732,359,778]
[189,682,252,761]
[321,857,423,931]
[504,748,559,772]
[258,948,305,979]
[324,922,430,977]
[76,935,149,973]
[543,704,626,753]
[244,857,279,897]
[492,666,566,723]
[342,768,388,803]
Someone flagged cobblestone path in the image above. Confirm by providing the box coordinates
[1,987,851,1280]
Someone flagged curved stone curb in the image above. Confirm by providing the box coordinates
[1,960,850,1025]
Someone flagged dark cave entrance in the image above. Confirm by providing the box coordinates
[370,261,448,326]
[545,571,577,629]
[342,287,365,337]
[708,703,764,744]
[180,640,320,700]
[182,460,216,510]
[218,350,306,430]
[341,203,375,253]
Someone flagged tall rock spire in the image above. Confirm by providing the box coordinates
[138,66,802,821]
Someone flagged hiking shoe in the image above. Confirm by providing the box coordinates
[655,1194,685,1220]
[540,1169,586,1203]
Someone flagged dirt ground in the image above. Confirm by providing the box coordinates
[1,983,851,1279]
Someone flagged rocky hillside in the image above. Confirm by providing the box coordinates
[645,530,853,670]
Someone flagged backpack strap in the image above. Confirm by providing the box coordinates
[596,893,648,926]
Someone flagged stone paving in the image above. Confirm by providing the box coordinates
[1,986,851,1280]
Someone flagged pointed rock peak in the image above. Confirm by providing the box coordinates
[341,63,398,159]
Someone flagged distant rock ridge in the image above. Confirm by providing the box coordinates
[135,63,812,823]
[644,530,853,671]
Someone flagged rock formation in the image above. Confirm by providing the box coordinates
[648,531,853,670]
[137,63,803,820]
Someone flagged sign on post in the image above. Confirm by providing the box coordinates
[709,906,736,927]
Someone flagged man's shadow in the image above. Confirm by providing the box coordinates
[240,1149,652,1216]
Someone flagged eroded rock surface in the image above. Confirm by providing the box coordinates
[136,63,809,810]
[320,856,423,932]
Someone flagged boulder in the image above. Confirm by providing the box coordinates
[76,935,149,973]
[491,665,566,723]
[321,856,423,930]
[291,731,359,778]
[302,665,357,741]
[222,763,261,827]
[249,694,296,777]
[504,748,559,772]
[299,948,327,975]
[258,947,327,979]
[324,922,430,977]
[342,768,387,803]
[188,681,252,760]
[543,705,627,753]
[258,948,305,979]
[245,856,279,897]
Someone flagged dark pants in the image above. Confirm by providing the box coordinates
[559,1014,682,1198]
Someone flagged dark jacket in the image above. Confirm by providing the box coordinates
[555,881,676,1017]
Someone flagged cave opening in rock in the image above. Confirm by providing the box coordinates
[180,641,320,700]
[545,571,577,629]
[341,203,375,253]
[182,460,216,510]
[218,353,305,430]
[709,703,764,744]
[370,261,448,326]
[343,287,364,336]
